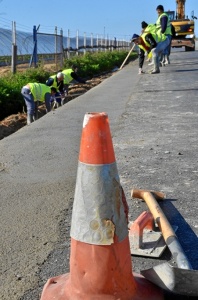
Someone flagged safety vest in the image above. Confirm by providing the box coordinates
[156,13,172,36]
[28,83,51,102]
[143,24,167,43]
[62,69,73,84]
[139,32,153,52]
[48,74,62,90]
[139,29,167,52]
[144,24,157,35]
[144,24,166,43]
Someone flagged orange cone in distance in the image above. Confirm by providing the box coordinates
[40,112,164,300]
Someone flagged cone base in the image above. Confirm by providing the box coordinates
[40,272,164,300]
[40,238,164,299]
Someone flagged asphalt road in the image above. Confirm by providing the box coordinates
[1,46,198,300]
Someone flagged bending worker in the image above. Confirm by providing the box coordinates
[138,21,152,74]
[46,72,64,106]
[131,22,169,74]
[61,65,86,95]
[21,83,57,125]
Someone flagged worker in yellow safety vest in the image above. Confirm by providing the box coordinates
[46,72,64,106]
[137,21,156,74]
[156,4,172,65]
[131,21,169,74]
[21,83,57,125]
[61,65,86,95]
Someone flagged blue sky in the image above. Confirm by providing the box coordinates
[0,0,198,39]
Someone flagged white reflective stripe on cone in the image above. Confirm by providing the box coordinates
[70,161,128,245]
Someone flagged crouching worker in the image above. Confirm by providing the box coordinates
[21,83,57,125]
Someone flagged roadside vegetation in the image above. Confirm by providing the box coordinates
[0,50,137,121]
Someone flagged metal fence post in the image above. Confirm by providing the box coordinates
[97,34,99,52]
[67,29,70,59]
[60,29,63,68]
[29,25,39,67]
[84,32,86,55]
[91,33,93,52]
[76,30,79,56]
[33,25,38,67]
[55,26,58,68]
[11,21,17,74]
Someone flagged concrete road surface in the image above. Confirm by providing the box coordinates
[1,47,198,300]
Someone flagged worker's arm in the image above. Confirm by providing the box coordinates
[160,15,168,33]
[71,72,86,83]
[58,81,64,94]
[46,78,54,86]
[145,34,157,51]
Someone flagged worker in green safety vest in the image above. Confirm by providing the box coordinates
[155,4,172,65]
[61,65,86,95]
[137,21,157,74]
[21,83,57,125]
[46,72,64,106]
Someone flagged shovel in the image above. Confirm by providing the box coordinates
[131,189,198,297]
[119,43,136,70]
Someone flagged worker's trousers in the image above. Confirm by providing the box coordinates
[21,87,51,115]
[151,38,170,69]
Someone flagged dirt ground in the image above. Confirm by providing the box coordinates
[0,64,113,140]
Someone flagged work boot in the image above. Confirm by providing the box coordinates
[27,114,34,125]
[151,69,160,74]
[138,68,145,75]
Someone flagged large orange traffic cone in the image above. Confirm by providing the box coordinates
[40,112,164,300]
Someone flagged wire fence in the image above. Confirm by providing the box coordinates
[0,21,131,71]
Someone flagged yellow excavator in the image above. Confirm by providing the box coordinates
[166,0,196,51]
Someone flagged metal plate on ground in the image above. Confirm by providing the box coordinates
[129,224,178,258]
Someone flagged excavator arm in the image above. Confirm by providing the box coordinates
[176,0,186,19]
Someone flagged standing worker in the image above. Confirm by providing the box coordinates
[155,5,172,65]
[21,83,57,125]
[61,65,86,95]
[131,23,168,74]
[46,72,64,106]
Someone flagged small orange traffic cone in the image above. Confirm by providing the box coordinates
[40,112,164,300]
